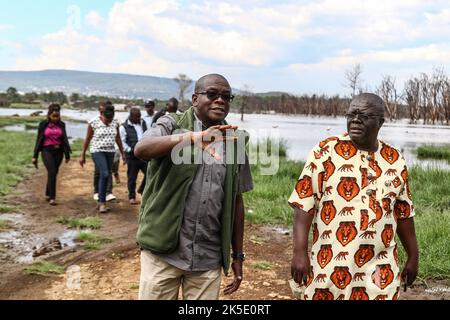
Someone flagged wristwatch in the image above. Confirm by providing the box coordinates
[231,252,246,261]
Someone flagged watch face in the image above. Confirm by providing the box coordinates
[233,253,245,260]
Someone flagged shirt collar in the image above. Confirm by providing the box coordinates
[127,119,142,126]
[193,110,208,131]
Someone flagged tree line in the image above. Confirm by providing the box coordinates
[233,66,450,125]
[0,87,145,109]
[2,67,450,125]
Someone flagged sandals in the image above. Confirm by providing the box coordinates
[98,204,110,213]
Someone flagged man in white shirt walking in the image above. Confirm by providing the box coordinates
[120,107,148,205]
[143,100,155,129]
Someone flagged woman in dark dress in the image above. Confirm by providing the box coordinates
[32,104,71,205]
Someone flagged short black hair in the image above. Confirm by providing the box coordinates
[129,106,141,115]
[47,103,61,119]
[194,74,229,93]
[48,103,61,113]
[351,93,385,116]
[167,97,179,107]
[145,100,155,108]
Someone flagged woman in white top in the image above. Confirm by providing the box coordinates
[79,102,125,213]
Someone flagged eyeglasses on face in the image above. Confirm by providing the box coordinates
[345,112,382,122]
[195,91,235,103]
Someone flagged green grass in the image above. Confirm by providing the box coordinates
[129,283,140,290]
[0,131,36,195]
[0,219,11,230]
[409,167,450,211]
[250,137,288,158]
[397,209,450,280]
[23,261,65,275]
[245,158,303,225]
[0,115,46,127]
[0,123,83,196]
[0,204,17,213]
[251,261,274,270]
[24,123,39,130]
[244,142,450,279]
[76,231,112,250]
[8,103,43,109]
[57,216,102,229]
[70,138,85,158]
[417,145,450,162]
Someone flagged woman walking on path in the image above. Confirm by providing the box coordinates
[32,104,71,206]
[79,102,125,213]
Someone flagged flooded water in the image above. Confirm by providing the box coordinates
[0,211,80,264]
[1,108,450,169]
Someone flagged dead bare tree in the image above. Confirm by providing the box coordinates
[429,67,446,124]
[239,84,253,121]
[442,78,450,125]
[174,74,193,109]
[344,63,363,97]
[404,78,421,124]
[376,75,399,121]
[419,73,431,124]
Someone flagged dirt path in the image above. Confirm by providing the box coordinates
[0,162,448,300]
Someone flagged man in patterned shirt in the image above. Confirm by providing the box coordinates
[288,93,419,300]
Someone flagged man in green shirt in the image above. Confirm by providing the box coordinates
[135,74,253,300]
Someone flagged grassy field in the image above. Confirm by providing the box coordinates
[0,130,448,279]
[245,143,450,279]
[0,123,82,196]
[0,116,46,127]
[0,131,36,195]
[8,103,43,109]
[417,145,450,162]
[23,261,65,275]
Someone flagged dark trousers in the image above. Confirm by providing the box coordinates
[42,147,64,200]
[92,152,115,203]
[127,155,148,199]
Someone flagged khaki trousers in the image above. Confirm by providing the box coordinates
[139,250,222,300]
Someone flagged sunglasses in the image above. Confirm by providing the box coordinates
[345,112,382,122]
[196,91,235,103]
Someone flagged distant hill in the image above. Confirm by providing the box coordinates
[0,69,193,100]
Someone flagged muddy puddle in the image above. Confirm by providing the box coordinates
[0,212,81,265]
[270,226,291,236]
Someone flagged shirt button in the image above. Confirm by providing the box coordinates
[366,190,374,196]
[385,181,391,187]
[203,200,207,204]
[367,155,373,161]
[367,173,374,179]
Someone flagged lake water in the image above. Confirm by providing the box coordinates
[1,108,450,169]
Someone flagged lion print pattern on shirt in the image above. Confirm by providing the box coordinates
[289,134,415,300]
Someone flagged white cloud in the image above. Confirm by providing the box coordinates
[0,24,14,31]
[15,29,103,70]
[85,11,104,29]
[9,0,450,94]
[290,43,450,72]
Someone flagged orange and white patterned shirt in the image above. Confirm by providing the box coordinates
[288,134,415,300]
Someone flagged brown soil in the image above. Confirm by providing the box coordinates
[0,161,448,300]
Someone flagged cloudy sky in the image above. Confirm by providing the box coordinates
[1,0,449,95]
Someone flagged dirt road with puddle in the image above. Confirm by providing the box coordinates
[0,161,448,300]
